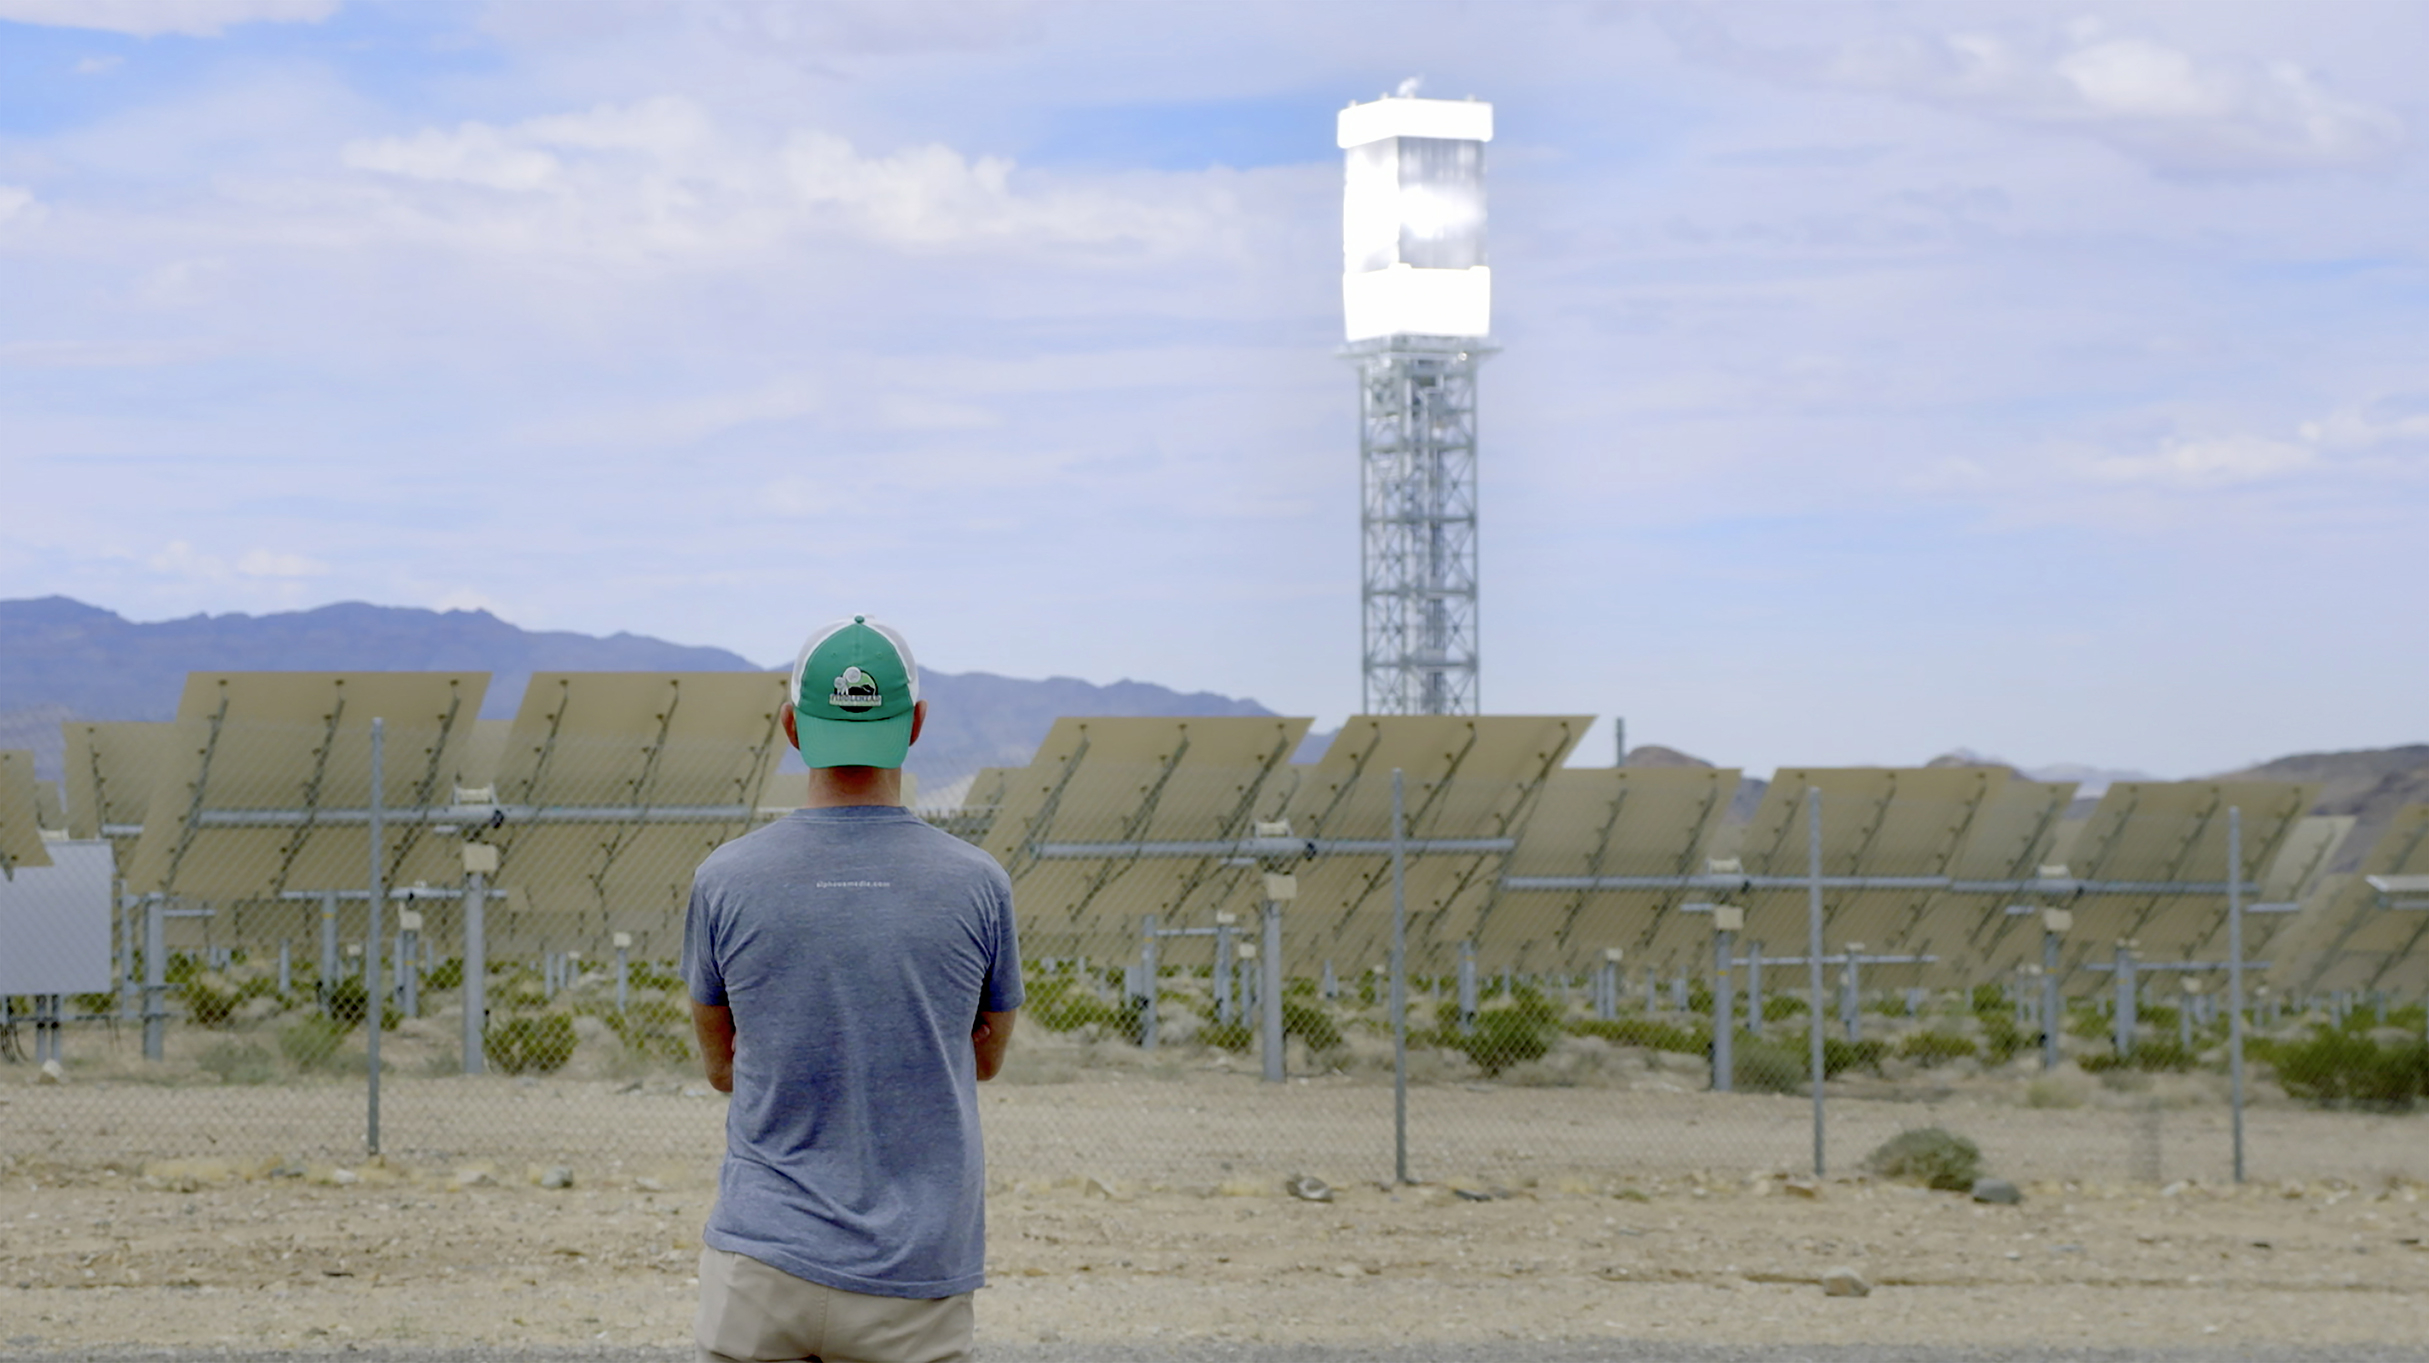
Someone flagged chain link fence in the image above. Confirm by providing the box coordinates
[7,709,2429,1202]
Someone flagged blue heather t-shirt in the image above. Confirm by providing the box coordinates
[682,805,1022,1299]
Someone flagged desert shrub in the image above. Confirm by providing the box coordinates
[424,957,465,991]
[163,954,200,985]
[1450,1008,1554,1077]
[2261,1029,2429,1110]
[1569,1017,1705,1054]
[1822,1037,1887,1077]
[2082,1038,2198,1074]
[323,978,400,1031]
[1970,983,2008,1015]
[1502,985,1564,1030]
[197,1040,276,1084]
[1979,1016,2029,1065]
[2065,1006,2110,1040]
[278,1016,350,1072]
[1732,1035,1807,1093]
[599,998,693,1064]
[1864,1126,1984,1191]
[1762,995,1807,1022]
[1282,1000,1343,1053]
[181,975,240,1028]
[1198,1021,1253,1053]
[1026,978,1141,1040]
[72,991,118,1015]
[485,1013,578,1075]
[628,960,686,992]
[1898,1031,1978,1067]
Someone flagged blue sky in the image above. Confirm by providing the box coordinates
[1,0,2423,777]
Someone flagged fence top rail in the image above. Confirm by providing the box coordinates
[1502,873,2266,897]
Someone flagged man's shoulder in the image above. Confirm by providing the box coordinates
[696,811,1006,889]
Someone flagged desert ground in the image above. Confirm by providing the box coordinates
[8,1039,2429,1354]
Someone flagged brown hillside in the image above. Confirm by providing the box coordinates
[2209,744,2429,870]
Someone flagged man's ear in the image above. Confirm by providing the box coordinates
[781,702,798,751]
[908,699,927,748]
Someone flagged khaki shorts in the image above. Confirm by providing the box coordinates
[696,1245,973,1363]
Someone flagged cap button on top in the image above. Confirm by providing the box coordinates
[854,614,866,624]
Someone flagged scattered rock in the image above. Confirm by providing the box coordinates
[1082,1175,1122,1200]
[452,1168,498,1189]
[540,1166,574,1190]
[616,1080,644,1095]
[1285,1174,1334,1203]
[1782,1178,1822,1199]
[36,1060,65,1084]
[1820,1265,1871,1297]
[1332,1262,1365,1278]
[2162,1180,2193,1198]
[330,1168,360,1186]
[635,1177,667,1193]
[1971,1178,2023,1205]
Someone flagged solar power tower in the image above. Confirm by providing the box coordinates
[1340,92,1493,715]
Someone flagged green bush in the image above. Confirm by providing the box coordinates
[1450,1008,1553,1077]
[181,975,241,1028]
[600,999,692,1064]
[1281,1000,1343,1053]
[278,1016,350,1072]
[2261,1029,2429,1110]
[485,1013,578,1075]
[1502,985,1564,1030]
[1026,978,1141,1040]
[72,991,118,1016]
[1864,1126,1984,1191]
[1198,1021,1253,1053]
[1732,1035,1807,1093]
[2083,1038,2198,1074]
[628,960,686,993]
[197,1039,276,1084]
[1898,1031,1978,1067]
[1762,995,1807,1022]
[323,977,401,1031]
[1979,1016,2029,1065]
[1822,1037,1887,1076]
[1569,1017,1705,1054]
[424,957,465,991]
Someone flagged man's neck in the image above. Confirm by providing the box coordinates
[803,766,903,809]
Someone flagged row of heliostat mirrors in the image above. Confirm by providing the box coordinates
[20,678,2429,995]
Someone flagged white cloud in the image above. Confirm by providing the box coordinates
[342,123,565,193]
[74,55,124,74]
[330,97,1240,261]
[2082,432,2317,486]
[1670,15,2407,176]
[0,0,338,38]
[0,185,42,226]
[148,541,328,581]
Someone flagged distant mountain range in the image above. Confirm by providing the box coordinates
[0,596,1281,792]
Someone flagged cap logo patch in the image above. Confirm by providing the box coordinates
[828,665,883,710]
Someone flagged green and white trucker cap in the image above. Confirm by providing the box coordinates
[788,615,920,769]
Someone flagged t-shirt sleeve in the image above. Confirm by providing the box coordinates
[980,867,1023,1014]
[681,873,727,1007]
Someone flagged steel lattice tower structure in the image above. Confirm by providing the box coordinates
[1337,92,1494,715]
[1354,336,1485,714]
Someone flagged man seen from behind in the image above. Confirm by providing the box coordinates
[685,614,1021,1363]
